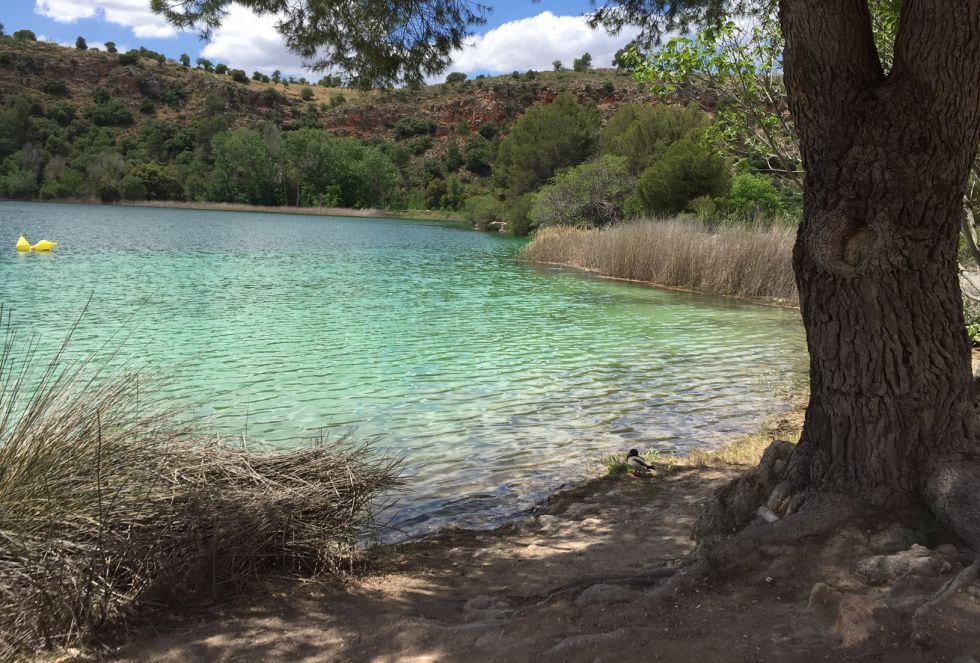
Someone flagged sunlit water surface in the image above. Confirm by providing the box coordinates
[0,201,806,537]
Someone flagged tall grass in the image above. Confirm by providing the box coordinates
[521,219,798,304]
[0,314,402,657]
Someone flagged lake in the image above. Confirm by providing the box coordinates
[0,201,806,537]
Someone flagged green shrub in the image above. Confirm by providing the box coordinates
[425,177,447,208]
[0,167,38,199]
[478,122,499,140]
[464,134,493,175]
[39,168,85,199]
[394,116,437,138]
[444,175,464,210]
[445,72,467,84]
[601,103,708,174]
[126,162,184,200]
[40,78,68,97]
[119,173,147,200]
[230,69,249,84]
[636,137,730,215]
[83,100,133,127]
[687,195,719,221]
[494,93,599,196]
[261,88,284,106]
[300,86,315,100]
[464,194,507,231]
[12,30,37,41]
[529,155,635,229]
[95,176,121,203]
[45,101,75,126]
[506,192,537,236]
[330,92,346,107]
[409,136,432,155]
[722,173,786,219]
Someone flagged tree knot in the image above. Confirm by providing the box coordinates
[805,211,878,276]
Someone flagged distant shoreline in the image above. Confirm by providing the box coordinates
[2,198,466,224]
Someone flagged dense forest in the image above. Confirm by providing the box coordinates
[0,26,799,234]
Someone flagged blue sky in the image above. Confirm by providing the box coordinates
[2,1,637,78]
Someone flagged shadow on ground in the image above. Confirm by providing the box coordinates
[114,467,980,663]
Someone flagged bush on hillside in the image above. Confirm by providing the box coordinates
[393,116,437,138]
[464,134,493,176]
[39,78,68,97]
[601,103,708,175]
[83,100,134,127]
[494,93,599,197]
[529,155,636,230]
[636,137,730,215]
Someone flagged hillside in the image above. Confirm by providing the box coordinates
[0,37,658,139]
[0,36,664,214]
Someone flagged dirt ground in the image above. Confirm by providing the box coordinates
[109,462,980,663]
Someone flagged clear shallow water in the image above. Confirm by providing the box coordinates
[0,201,806,537]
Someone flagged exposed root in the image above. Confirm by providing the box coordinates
[693,440,796,553]
[921,457,980,552]
[912,557,980,628]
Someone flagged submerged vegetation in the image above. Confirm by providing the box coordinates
[0,318,401,657]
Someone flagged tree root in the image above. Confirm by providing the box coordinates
[912,557,980,630]
[920,457,980,553]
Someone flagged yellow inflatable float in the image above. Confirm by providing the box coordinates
[16,235,58,252]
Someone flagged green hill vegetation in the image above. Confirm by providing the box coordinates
[0,36,653,217]
[0,34,801,233]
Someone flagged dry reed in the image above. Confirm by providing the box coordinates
[0,312,402,658]
[521,219,799,304]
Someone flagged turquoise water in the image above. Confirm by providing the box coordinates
[0,201,806,536]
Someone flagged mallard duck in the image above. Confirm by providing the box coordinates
[626,449,657,476]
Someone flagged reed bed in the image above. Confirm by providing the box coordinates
[0,316,402,658]
[521,219,799,304]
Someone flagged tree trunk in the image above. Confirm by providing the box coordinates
[777,0,980,546]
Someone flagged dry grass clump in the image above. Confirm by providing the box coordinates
[521,219,798,304]
[0,318,402,658]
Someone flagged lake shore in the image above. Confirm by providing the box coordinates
[107,400,980,662]
[11,197,465,223]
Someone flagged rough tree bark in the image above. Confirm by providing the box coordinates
[772,0,980,548]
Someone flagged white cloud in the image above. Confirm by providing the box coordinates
[447,11,640,76]
[201,6,313,76]
[35,0,178,38]
[204,8,638,81]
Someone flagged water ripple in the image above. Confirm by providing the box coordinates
[0,201,807,539]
